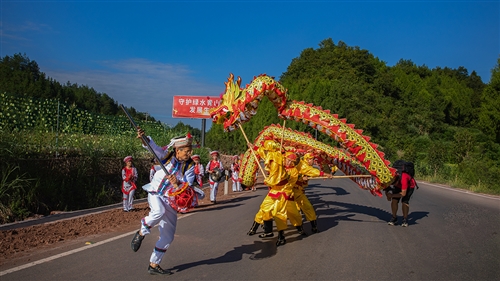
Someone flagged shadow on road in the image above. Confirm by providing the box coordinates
[308,184,351,196]
[171,240,277,272]
[303,186,430,232]
[191,194,261,213]
[407,211,429,226]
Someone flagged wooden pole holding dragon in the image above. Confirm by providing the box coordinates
[280,120,286,151]
[312,175,373,179]
[237,123,267,180]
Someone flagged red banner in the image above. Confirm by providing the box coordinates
[172,96,221,119]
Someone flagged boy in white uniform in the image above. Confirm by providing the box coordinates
[130,129,204,275]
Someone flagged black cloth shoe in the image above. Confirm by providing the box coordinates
[148,265,172,275]
[310,220,319,233]
[388,216,398,226]
[247,221,260,236]
[131,231,145,252]
[296,225,308,236]
[276,230,286,246]
[262,219,273,234]
[258,232,274,238]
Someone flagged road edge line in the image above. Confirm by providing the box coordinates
[0,213,193,277]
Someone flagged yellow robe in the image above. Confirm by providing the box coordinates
[253,148,302,230]
[273,166,302,231]
[294,159,323,221]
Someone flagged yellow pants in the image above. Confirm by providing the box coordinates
[254,193,302,231]
[254,194,274,223]
[294,190,317,221]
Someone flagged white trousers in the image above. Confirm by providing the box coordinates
[140,193,177,265]
[209,181,219,201]
[122,189,135,211]
[232,180,242,192]
[193,186,206,201]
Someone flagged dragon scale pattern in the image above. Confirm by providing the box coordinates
[239,124,381,195]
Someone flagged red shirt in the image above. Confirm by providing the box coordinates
[208,160,221,171]
[396,173,416,190]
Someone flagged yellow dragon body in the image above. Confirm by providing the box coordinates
[211,74,396,195]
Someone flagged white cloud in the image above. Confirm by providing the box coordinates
[44,58,222,128]
[0,21,54,41]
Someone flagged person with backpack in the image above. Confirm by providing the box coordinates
[385,160,417,227]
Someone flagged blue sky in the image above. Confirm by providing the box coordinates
[1,0,498,129]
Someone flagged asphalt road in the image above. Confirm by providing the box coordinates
[1,178,499,281]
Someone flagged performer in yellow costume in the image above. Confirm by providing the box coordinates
[246,141,304,246]
[273,151,303,245]
[295,152,333,233]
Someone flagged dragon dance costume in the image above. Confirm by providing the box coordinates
[294,152,326,233]
[247,141,303,246]
[209,74,396,195]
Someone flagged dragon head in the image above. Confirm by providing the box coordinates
[210,73,245,129]
[210,73,289,132]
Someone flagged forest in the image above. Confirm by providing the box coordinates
[1,39,499,222]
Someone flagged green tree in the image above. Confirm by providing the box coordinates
[427,141,448,178]
[452,129,476,164]
[477,57,500,142]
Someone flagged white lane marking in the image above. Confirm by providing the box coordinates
[0,213,194,277]
[418,181,500,200]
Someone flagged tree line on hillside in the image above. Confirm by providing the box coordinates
[0,53,203,138]
[0,53,156,123]
[206,39,500,194]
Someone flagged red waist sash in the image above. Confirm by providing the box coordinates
[268,191,294,201]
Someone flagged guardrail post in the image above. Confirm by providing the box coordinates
[224,170,229,195]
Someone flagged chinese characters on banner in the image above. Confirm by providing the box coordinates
[172,96,221,119]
